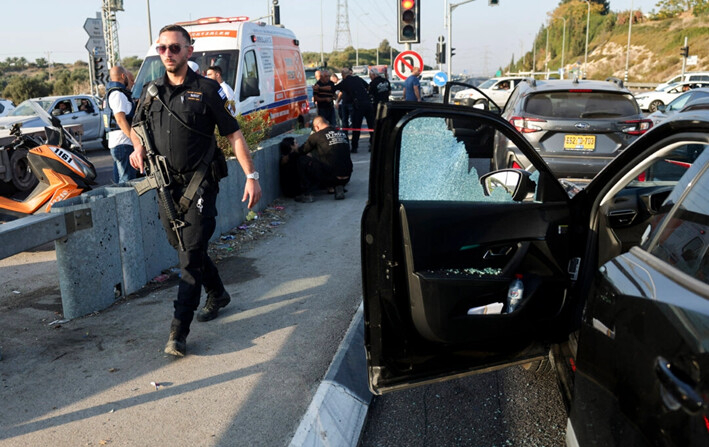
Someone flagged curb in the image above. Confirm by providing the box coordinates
[289,302,372,447]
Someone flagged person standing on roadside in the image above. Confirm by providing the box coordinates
[129,24,262,357]
[105,65,137,183]
[368,68,391,111]
[336,68,375,153]
[404,67,422,102]
[312,69,337,127]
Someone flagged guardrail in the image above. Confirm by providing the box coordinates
[0,131,309,319]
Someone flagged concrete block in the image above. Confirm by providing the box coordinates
[103,187,147,295]
[51,189,123,319]
[134,188,177,281]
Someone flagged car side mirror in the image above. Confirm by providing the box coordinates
[480,169,535,201]
[656,104,666,113]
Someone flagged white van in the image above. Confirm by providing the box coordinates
[655,71,709,91]
[133,16,310,133]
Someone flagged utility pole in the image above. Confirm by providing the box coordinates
[146,0,153,45]
[624,0,634,83]
[102,0,123,68]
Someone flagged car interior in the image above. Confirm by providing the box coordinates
[393,114,572,346]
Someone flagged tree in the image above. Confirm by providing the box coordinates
[121,56,143,73]
[560,0,609,15]
[653,0,709,17]
[35,58,48,68]
[2,76,51,104]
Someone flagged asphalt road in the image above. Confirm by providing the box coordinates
[359,366,567,447]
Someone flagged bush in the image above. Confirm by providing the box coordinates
[215,109,273,157]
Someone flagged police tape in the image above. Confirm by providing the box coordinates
[336,127,374,132]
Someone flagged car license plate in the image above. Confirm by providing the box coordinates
[564,135,596,151]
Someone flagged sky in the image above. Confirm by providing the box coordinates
[1,0,659,77]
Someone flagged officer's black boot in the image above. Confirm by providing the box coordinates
[196,290,231,322]
[164,318,189,357]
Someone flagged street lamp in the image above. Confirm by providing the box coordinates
[583,0,591,79]
[624,0,634,83]
[552,16,567,79]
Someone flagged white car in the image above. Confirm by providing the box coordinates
[635,81,709,112]
[453,76,526,109]
[654,71,709,91]
[0,98,15,117]
[419,79,434,97]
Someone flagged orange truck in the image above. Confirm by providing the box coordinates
[132,16,310,134]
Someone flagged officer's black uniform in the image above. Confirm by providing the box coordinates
[134,68,238,331]
[298,125,353,187]
[368,76,391,109]
[337,75,375,152]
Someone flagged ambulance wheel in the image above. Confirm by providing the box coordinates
[10,149,38,192]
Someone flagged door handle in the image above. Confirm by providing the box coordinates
[483,246,512,259]
[655,356,704,414]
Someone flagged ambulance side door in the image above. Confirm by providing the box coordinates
[238,46,265,113]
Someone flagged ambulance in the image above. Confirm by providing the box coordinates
[132,16,310,134]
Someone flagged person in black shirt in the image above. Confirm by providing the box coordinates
[298,116,352,200]
[312,69,337,127]
[368,68,391,111]
[336,68,375,153]
[129,24,262,357]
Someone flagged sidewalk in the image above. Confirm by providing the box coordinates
[0,152,372,446]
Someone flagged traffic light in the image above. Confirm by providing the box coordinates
[451,47,456,58]
[436,42,446,64]
[93,56,105,83]
[398,0,420,44]
[489,0,500,5]
[680,45,689,58]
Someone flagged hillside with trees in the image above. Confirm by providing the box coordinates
[508,0,709,82]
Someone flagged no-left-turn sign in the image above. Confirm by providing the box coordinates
[394,50,424,80]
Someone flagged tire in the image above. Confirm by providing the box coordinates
[649,100,663,112]
[10,149,38,192]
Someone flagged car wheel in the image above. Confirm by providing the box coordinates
[10,149,38,192]
[649,100,663,112]
[0,180,17,197]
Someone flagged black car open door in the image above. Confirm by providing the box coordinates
[362,102,579,394]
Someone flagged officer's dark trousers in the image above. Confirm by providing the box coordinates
[349,104,375,152]
[159,180,225,328]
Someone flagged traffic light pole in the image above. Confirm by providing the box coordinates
[447,0,476,80]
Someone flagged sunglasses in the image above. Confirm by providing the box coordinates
[156,44,186,55]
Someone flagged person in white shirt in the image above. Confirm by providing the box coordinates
[206,65,236,115]
[105,66,136,183]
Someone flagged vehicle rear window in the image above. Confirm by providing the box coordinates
[524,92,639,118]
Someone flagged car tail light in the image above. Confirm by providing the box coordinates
[510,116,545,133]
[664,159,692,169]
[511,161,523,169]
[637,171,646,182]
[620,119,652,135]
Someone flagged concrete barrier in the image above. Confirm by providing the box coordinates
[1,130,310,319]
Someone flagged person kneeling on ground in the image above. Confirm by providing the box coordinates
[297,116,352,200]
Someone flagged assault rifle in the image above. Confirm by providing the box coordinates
[133,84,186,251]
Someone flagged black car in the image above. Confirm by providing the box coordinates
[362,100,709,446]
[493,78,652,179]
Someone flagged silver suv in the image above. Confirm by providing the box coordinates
[495,77,652,179]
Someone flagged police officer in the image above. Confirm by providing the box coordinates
[129,24,262,357]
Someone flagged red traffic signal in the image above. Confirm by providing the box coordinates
[398,0,420,44]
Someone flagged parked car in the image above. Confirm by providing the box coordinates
[646,87,709,126]
[418,77,434,97]
[635,81,709,112]
[389,80,405,101]
[0,98,15,118]
[453,76,526,109]
[362,99,709,446]
[654,71,709,91]
[493,77,651,179]
[0,95,105,148]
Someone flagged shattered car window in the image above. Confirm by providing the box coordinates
[398,117,535,202]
